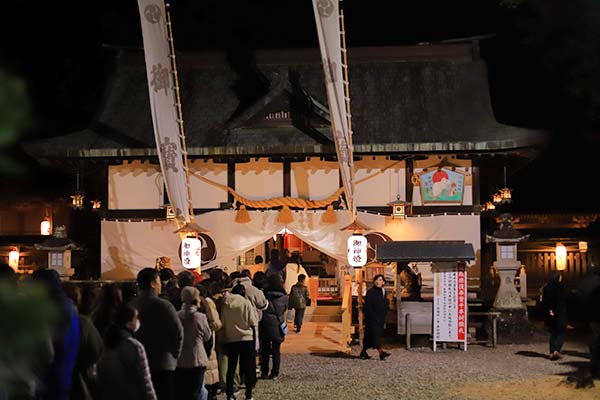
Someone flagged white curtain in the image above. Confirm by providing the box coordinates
[100,210,479,280]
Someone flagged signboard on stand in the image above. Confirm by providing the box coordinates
[432,261,467,351]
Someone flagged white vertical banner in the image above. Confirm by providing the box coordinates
[433,262,467,350]
[137,0,191,224]
[312,0,356,218]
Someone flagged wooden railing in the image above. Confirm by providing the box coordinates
[518,250,591,295]
[340,275,353,350]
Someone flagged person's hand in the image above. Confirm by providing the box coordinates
[549,310,555,317]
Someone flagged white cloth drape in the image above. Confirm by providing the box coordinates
[100,211,480,280]
[312,0,355,218]
[137,0,191,223]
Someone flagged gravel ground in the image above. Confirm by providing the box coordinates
[248,338,598,400]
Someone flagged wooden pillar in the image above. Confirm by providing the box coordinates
[356,267,364,348]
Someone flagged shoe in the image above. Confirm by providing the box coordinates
[227,397,236,400]
[379,351,391,360]
[259,373,270,380]
[269,373,279,380]
[233,386,241,395]
[549,352,559,361]
[359,351,371,360]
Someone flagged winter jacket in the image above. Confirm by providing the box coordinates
[135,291,184,372]
[283,263,309,294]
[177,304,212,368]
[97,328,156,400]
[70,314,103,400]
[288,282,310,310]
[219,293,257,343]
[232,276,269,319]
[260,289,288,343]
[363,286,388,349]
[202,297,220,385]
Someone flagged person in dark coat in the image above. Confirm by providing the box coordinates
[32,269,80,400]
[135,268,184,400]
[63,284,104,400]
[541,270,568,360]
[259,274,288,379]
[288,274,310,333]
[360,274,390,361]
[265,249,286,281]
[97,303,156,400]
[577,264,600,377]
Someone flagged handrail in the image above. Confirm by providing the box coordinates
[340,275,353,350]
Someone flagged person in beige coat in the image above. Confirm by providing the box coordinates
[201,283,221,400]
[220,284,257,400]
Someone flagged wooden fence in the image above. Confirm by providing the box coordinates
[518,250,591,296]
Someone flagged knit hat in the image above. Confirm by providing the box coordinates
[181,286,200,304]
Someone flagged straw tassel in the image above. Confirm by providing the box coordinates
[321,205,337,224]
[235,204,251,223]
[276,205,294,224]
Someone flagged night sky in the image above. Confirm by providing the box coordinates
[1,0,599,211]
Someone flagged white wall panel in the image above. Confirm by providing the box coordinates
[235,158,283,200]
[108,161,162,210]
[190,160,228,208]
[291,158,339,200]
[355,158,405,207]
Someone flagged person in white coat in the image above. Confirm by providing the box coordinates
[283,252,309,322]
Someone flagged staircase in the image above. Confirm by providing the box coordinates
[281,305,347,354]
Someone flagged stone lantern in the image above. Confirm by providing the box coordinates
[35,226,79,279]
[486,214,529,309]
[485,214,532,343]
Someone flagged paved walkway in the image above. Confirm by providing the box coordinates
[253,337,599,400]
[281,320,347,354]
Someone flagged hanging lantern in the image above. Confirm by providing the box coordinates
[40,212,52,236]
[387,195,411,219]
[555,242,567,271]
[481,201,496,212]
[71,193,85,209]
[347,233,367,268]
[91,199,102,211]
[498,187,512,202]
[8,247,19,270]
[492,192,503,204]
[166,205,176,220]
[181,235,201,270]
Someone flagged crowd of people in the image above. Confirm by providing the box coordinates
[0,249,314,400]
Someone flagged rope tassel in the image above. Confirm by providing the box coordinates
[277,205,294,224]
[235,204,251,223]
[321,205,337,224]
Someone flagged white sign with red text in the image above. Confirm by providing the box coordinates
[433,262,467,348]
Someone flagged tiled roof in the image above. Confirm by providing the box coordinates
[23,44,546,160]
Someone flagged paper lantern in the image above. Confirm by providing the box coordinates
[181,236,201,270]
[347,234,367,267]
[8,248,19,270]
[40,217,51,236]
[555,242,567,271]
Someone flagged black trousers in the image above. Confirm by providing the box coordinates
[260,339,281,376]
[175,366,206,400]
[226,340,256,399]
[549,326,567,353]
[151,370,174,400]
[294,308,306,332]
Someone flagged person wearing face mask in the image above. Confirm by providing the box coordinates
[135,268,184,400]
[97,303,157,400]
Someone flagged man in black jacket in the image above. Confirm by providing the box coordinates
[135,268,184,400]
